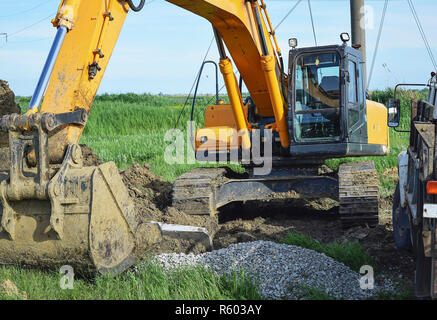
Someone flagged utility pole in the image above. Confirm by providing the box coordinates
[350,0,367,88]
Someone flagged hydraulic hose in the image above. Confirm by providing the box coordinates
[189,60,219,151]
[279,55,288,102]
[28,26,68,112]
[127,0,145,12]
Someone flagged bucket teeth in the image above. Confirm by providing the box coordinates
[151,222,213,251]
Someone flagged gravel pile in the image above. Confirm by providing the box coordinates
[149,241,393,300]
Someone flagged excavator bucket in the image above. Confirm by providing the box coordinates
[0,110,212,275]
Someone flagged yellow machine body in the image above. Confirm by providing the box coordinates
[366,99,390,147]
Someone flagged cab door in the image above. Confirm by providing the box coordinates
[346,54,366,143]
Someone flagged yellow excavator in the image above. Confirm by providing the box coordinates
[0,0,390,275]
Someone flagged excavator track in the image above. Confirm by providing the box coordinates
[172,168,227,216]
[338,161,379,228]
[173,162,380,229]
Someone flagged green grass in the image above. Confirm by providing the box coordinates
[0,260,260,300]
[280,231,373,272]
[370,281,414,300]
[288,284,337,300]
[290,282,413,301]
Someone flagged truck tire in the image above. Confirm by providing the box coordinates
[393,183,413,251]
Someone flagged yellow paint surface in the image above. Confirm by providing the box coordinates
[366,99,389,148]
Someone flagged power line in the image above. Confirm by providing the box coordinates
[0,1,56,18]
[307,0,317,46]
[407,0,437,72]
[2,0,157,42]
[9,36,52,44]
[174,36,215,128]
[368,0,388,88]
[7,13,55,38]
[274,0,303,31]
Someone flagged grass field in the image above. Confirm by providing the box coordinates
[7,89,425,300]
[0,260,260,300]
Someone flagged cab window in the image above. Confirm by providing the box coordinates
[348,60,357,102]
[294,52,341,142]
[348,60,359,128]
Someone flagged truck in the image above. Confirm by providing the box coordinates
[391,73,437,298]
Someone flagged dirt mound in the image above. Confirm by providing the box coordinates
[120,163,219,254]
[0,80,21,168]
[0,80,20,117]
[341,223,415,286]
[214,201,342,249]
[119,163,342,254]
[118,161,413,287]
[121,162,172,210]
[80,144,103,167]
[0,80,20,148]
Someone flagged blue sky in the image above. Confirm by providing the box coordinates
[0,0,436,96]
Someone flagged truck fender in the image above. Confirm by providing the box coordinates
[398,150,409,208]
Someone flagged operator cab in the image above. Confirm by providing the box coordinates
[287,36,369,158]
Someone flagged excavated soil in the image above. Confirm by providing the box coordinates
[0,80,20,147]
[0,80,21,169]
[120,162,219,254]
[0,80,20,117]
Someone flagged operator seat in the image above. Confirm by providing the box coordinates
[319,76,340,99]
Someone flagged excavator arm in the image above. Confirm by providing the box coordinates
[30,0,131,164]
